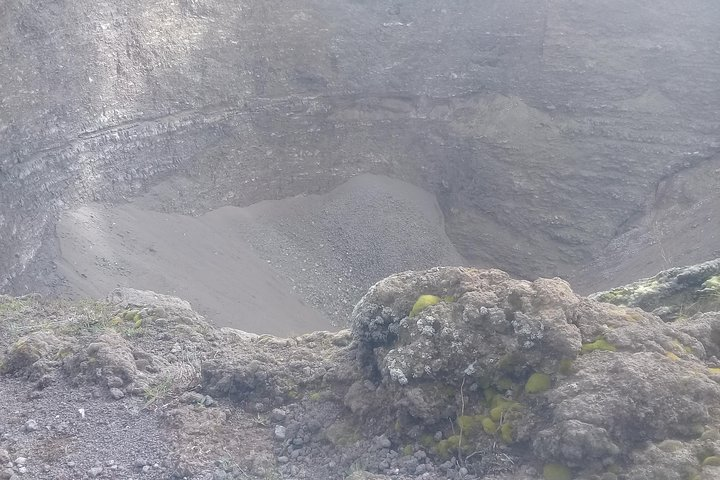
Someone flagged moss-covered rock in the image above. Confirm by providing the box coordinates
[525,373,552,394]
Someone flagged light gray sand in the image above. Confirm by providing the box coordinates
[56,174,465,334]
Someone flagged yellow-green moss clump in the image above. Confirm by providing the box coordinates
[702,455,720,466]
[543,463,572,480]
[436,435,470,459]
[410,295,442,317]
[702,275,720,292]
[581,338,616,354]
[499,422,513,443]
[525,373,552,394]
[457,415,484,436]
[489,396,523,420]
[481,417,497,435]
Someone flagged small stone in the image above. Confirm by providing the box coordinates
[142,465,151,473]
[106,376,124,388]
[271,409,287,422]
[109,388,125,399]
[23,420,38,432]
[274,425,286,440]
[89,466,103,477]
[202,395,215,407]
[66,461,76,467]
[170,343,181,354]
[1,469,14,480]
[17,467,26,474]
[133,459,147,468]
[179,392,205,404]
[277,456,289,464]
[14,457,27,465]
[0,451,8,464]
[374,434,392,450]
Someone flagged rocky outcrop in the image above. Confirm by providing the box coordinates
[4,267,720,478]
[591,257,720,320]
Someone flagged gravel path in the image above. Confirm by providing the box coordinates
[0,376,169,479]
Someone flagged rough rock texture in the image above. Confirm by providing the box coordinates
[2,0,720,298]
[591,257,720,320]
[4,267,720,479]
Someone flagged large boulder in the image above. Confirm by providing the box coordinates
[350,267,720,479]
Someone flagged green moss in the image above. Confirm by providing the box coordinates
[702,455,720,467]
[420,434,435,449]
[489,399,522,422]
[401,444,414,457]
[436,435,465,459]
[123,309,140,322]
[665,351,680,361]
[543,464,572,480]
[409,295,442,317]
[457,415,484,436]
[481,417,497,435]
[559,359,575,375]
[499,422,513,444]
[525,373,552,394]
[702,275,720,292]
[495,377,515,391]
[581,338,617,354]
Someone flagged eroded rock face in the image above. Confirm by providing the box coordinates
[4,268,720,479]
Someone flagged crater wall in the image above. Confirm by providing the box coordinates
[2,0,719,293]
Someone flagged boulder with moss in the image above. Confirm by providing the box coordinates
[347,266,720,479]
[591,257,720,320]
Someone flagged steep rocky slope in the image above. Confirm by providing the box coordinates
[2,0,720,298]
[3,263,720,479]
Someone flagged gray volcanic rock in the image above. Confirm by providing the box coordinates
[2,0,720,299]
[591,257,720,320]
[4,268,720,478]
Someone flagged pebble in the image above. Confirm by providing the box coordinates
[23,419,38,432]
[0,450,8,464]
[373,435,391,450]
[143,465,151,473]
[89,466,103,477]
[17,467,26,474]
[179,392,205,404]
[109,388,125,400]
[274,425,286,440]
[14,458,26,466]
[271,409,287,422]
[106,376,124,388]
